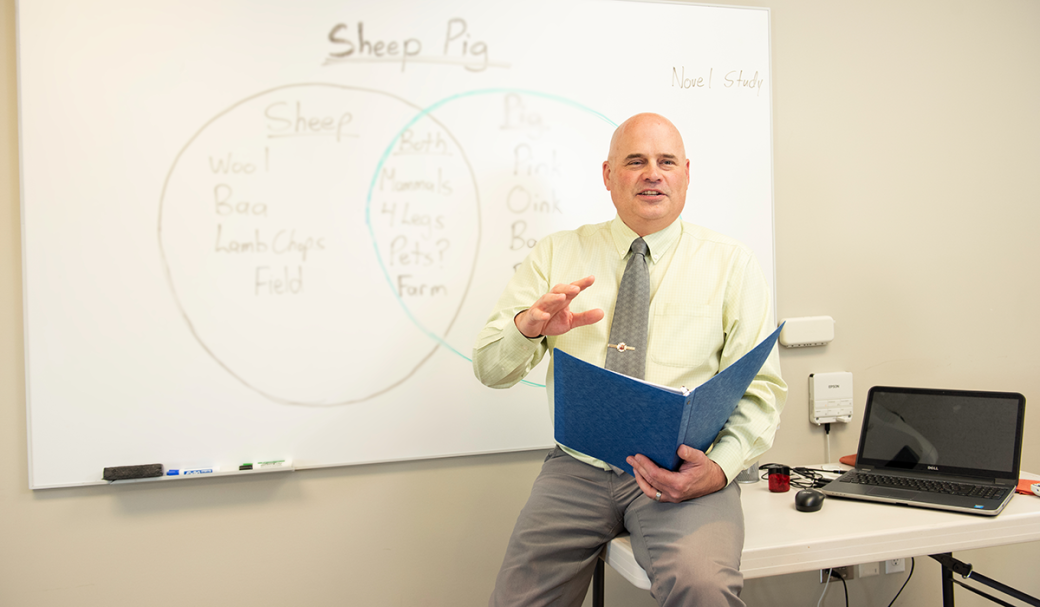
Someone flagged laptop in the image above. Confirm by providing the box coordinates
[821,386,1026,516]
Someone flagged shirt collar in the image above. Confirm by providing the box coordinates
[609,216,682,264]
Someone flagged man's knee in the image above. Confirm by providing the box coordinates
[652,551,743,607]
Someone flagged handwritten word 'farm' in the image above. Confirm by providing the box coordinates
[327,18,493,72]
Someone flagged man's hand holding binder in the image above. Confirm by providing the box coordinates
[628,445,728,503]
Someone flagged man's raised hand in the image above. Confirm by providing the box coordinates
[515,276,604,338]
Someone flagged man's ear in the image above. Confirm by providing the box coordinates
[602,160,612,190]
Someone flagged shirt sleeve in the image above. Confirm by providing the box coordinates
[706,254,788,483]
[472,239,553,389]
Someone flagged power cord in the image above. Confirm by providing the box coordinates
[816,569,832,607]
[824,422,832,463]
[886,557,915,606]
[813,556,915,606]
[816,569,849,607]
[831,570,849,606]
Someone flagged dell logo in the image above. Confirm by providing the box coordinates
[927,465,939,471]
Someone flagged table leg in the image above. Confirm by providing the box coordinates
[940,556,956,607]
[593,558,605,607]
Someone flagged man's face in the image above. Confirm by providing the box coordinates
[602,114,690,237]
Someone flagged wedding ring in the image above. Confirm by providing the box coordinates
[654,490,662,502]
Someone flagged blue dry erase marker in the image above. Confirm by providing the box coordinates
[180,466,219,476]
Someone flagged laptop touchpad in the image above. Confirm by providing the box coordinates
[867,487,918,500]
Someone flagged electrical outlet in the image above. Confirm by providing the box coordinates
[820,566,854,583]
[858,562,880,578]
[885,558,906,574]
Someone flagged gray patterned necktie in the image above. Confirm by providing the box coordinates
[604,237,650,380]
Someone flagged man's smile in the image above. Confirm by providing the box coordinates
[637,189,666,199]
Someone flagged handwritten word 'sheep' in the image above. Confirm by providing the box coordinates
[327,19,490,71]
[264,102,354,143]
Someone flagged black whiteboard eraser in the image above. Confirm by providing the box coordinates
[103,464,164,481]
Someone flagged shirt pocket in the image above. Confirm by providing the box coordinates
[649,302,723,369]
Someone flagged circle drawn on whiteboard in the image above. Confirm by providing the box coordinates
[367,89,617,373]
[158,84,479,406]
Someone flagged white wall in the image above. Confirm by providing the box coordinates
[2,1,1038,605]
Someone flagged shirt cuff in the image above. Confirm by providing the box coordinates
[706,441,746,484]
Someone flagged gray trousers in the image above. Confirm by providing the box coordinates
[490,448,745,607]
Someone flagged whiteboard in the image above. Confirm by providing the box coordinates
[17,0,775,488]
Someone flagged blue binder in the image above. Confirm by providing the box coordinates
[554,325,782,476]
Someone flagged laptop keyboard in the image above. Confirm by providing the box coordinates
[840,472,1008,500]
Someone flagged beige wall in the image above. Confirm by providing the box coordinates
[2,1,1038,605]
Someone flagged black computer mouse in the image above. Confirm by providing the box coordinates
[795,489,825,512]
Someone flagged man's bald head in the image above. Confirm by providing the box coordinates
[602,113,690,237]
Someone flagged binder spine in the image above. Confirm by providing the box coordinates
[677,393,696,455]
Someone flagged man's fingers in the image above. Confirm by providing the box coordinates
[570,275,596,291]
[550,276,595,304]
[517,276,600,338]
[537,276,597,315]
[525,292,572,328]
[628,454,661,481]
[676,445,708,467]
[628,455,669,502]
[569,308,605,328]
[630,465,659,501]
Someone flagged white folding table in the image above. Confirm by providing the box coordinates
[594,469,1040,606]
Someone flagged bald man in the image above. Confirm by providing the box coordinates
[473,113,787,607]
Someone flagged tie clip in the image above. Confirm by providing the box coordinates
[607,343,635,352]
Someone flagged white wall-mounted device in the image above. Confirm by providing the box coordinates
[809,372,853,425]
[778,316,834,348]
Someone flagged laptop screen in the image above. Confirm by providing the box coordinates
[857,386,1026,481]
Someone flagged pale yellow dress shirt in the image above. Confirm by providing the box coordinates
[473,216,787,482]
